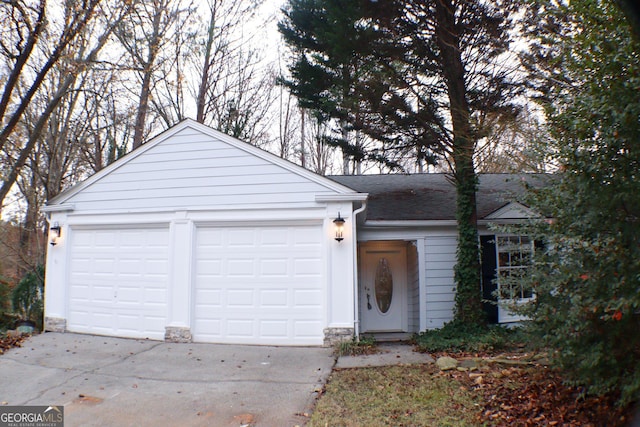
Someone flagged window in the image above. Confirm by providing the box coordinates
[496,235,534,301]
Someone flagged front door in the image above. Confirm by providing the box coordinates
[359,243,408,333]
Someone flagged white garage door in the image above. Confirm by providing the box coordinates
[194,225,325,345]
[67,227,170,340]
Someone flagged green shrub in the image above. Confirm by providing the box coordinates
[414,321,525,353]
[514,0,640,406]
[11,265,45,329]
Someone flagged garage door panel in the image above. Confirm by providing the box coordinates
[193,225,325,345]
[260,320,288,337]
[227,259,255,276]
[294,321,323,337]
[68,227,169,340]
[227,289,254,307]
[260,229,288,246]
[260,290,288,307]
[228,229,255,246]
[259,258,288,276]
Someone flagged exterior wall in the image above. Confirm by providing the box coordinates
[357,226,459,332]
[358,223,530,332]
[43,122,362,345]
[44,204,357,345]
[423,235,457,329]
[59,125,337,214]
[407,242,420,333]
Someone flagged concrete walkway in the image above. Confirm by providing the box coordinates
[336,342,434,369]
[0,333,334,427]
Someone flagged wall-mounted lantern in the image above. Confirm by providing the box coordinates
[333,213,345,242]
[50,222,62,246]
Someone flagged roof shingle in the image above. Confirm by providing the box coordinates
[328,173,553,221]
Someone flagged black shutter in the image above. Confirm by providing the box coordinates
[480,235,498,324]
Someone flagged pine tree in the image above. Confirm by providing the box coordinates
[280,0,521,326]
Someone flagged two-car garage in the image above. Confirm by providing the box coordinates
[66,223,325,345]
[44,119,362,346]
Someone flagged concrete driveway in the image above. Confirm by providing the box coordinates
[0,332,335,426]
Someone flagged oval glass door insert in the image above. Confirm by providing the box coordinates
[374,258,393,313]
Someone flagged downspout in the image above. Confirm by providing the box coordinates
[352,200,367,340]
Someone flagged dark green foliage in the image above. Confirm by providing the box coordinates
[0,277,10,330]
[519,0,640,406]
[453,167,484,325]
[11,265,44,329]
[414,321,524,353]
[280,0,522,328]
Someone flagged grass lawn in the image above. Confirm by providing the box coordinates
[308,364,479,427]
[308,349,634,426]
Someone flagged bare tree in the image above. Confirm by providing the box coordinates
[0,0,135,212]
[114,0,194,149]
[474,107,552,173]
[190,0,278,147]
[194,0,261,122]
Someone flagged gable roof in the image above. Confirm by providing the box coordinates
[329,173,553,221]
[46,119,359,209]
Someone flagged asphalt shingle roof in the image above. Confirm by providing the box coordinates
[328,173,553,221]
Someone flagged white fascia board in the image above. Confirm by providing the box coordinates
[41,204,75,213]
[484,201,538,220]
[315,193,368,202]
[479,219,528,226]
[364,220,458,227]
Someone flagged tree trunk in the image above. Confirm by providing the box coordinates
[132,4,164,150]
[133,70,152,150]
[18,170,40,278]
[435,0,483,325]
[341,121,350,174]
[196,7,216,123]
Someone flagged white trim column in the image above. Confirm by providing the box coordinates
[165,212,194,342]
[44,213,69,332]
[417,237,428,332]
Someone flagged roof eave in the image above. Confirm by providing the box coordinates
[315,194,368,202]
[363,219,458,227]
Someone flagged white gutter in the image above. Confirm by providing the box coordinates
[364,219,457,227]
[351,200,367,340]
[41,204,75,213]
[316,193,368,202]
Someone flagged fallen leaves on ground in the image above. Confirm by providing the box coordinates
[0,333,27,355]
[436,351,634,427]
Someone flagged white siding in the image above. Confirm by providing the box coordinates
[64,128,335,213]
[423,235,457,329]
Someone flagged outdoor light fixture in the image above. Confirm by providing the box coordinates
[50,222,61,246]
[333,213,345,242]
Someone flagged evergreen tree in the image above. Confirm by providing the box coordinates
[519,0,640,405]
[280,0,521,326]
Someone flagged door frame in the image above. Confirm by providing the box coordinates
[357,241,409,333]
